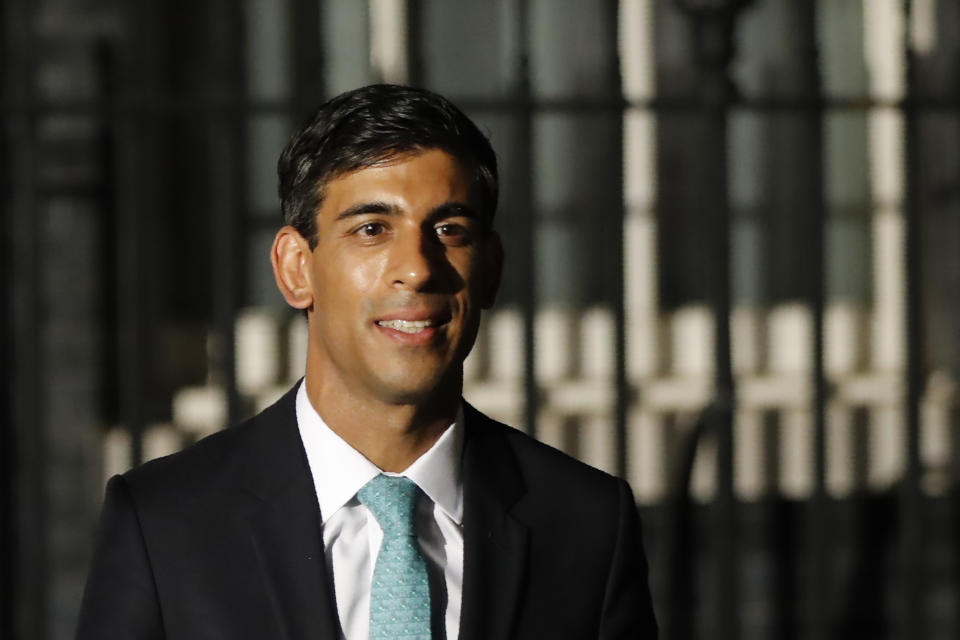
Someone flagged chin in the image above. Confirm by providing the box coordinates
[373,384,439,407]
[376,368,461,407]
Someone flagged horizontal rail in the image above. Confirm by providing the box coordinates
[5,95,960,117]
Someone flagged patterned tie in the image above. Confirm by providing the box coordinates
[357,475,432,640]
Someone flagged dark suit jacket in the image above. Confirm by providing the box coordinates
[77,384,657,639]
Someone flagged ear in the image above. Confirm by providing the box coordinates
[480,230,503,310]
[271,226,314,310]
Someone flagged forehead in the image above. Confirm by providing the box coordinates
[318,149,476,216]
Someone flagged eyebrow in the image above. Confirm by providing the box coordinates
[334,201,399,221]
[427,202,482,222]
[333,200,482,222]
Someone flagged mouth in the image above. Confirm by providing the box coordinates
[373,308,453,345]
[375,318,439,334]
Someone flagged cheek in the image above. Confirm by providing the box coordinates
[459,254,488,298]
[323,252,385,311]
[450,249,479,280]
[345,255,384,292]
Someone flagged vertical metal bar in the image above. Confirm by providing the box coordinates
[675,3,746,638]
[704,79,738,640]
[798,2,829,638]
[291,0,325,105]
[0,166,12,637]
[610,0,629,481]
[516,0,538,438]
[95,38,120,449]
[4,0,46,634]
[14,115,46,640]
[406,0,423,87]
[98,41,146,468]
[209,0,245,428]
[665,411,708,640]
[0,7,15,635]
[901,1,925,637]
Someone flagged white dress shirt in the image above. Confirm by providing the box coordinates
[295,384,464,640]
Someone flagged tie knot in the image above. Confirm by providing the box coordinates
[357,475,419,538]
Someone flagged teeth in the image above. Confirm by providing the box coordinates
[377,319,434,334]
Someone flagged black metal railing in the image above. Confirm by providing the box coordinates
[2,1,956,638]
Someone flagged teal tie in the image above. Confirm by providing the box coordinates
[357,475,432,640]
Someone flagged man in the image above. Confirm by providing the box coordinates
[77,84,657,639]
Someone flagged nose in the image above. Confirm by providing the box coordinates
[387,227,433,290]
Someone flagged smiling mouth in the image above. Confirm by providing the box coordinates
[376,319,439,334]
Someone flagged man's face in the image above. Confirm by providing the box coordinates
[296,148,501,407]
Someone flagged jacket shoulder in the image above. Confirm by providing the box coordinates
[464,403,628,510]
[121,384,301,508]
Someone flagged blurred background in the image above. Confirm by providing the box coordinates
[3,0,960,638]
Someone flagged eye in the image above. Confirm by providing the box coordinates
[354,221,387,238]
[434,222,472,246]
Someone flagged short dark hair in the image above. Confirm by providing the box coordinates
[277,84,498,248]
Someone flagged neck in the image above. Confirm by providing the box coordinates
[303,376,461,473]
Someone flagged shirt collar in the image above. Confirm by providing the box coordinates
[295,382,464,525]
[403,406,464,524]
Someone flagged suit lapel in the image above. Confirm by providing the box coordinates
[240,384,341,640]
[458,405,529,640]
[247,479,340,640]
